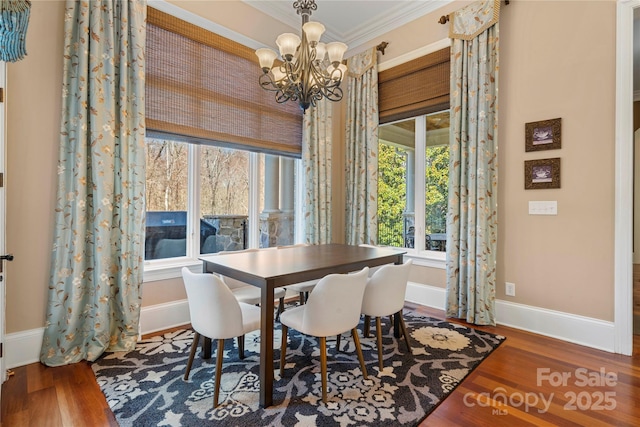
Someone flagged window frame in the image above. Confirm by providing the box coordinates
[143,143,272,282]
[378,113,448,270]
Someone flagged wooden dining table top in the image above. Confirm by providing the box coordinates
[199,243,406,289]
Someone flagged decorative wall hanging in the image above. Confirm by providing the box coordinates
[0,0,31,62]
[525,117,562,152]
[524,158,561,189]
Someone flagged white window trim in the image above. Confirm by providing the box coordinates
[142,149,301,282]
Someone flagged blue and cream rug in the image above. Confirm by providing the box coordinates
[92,310,504,426]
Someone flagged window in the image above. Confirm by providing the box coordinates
[145,139,189,260]
[143,6,303,280]
[144,137,300,276]
[199,145,250,255]
[378,110,449,257]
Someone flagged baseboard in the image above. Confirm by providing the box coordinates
[405,281,616,353]
[5,328,44,370]
[139,299,191,336]
[4,284,617,369]
[5,300,192,370]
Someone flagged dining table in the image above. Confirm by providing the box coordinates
[199,243,406,407]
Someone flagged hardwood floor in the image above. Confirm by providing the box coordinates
[2,303,640,426]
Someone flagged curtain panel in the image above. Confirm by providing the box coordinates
[41,0,147,366]
[345,48,379,245]
[303,100,333,244]
[446,0,500,326]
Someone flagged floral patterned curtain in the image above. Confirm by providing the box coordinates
[446,0,500,326]
[345,48,378,245]
[303,99,333,244]
[40,0,147,366]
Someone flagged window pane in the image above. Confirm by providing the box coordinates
[378,118,414,248]
[145,138,188,260]
[200,146,249,254]
[425,111,449,251]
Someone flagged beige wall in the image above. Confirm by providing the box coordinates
[5,0,618,335]
[359,0,616,320]
[6,0,64,333]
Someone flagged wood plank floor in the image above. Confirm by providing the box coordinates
[2,303,640,426]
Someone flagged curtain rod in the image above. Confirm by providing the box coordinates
[376,41,389,55]
[439,0,508,24]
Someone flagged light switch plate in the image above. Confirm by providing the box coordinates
[529,201,557,215]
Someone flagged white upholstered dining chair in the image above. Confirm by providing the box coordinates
[279,267,369,403]
[360,259,413,371]
[181,267,261,408]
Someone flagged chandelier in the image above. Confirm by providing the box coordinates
[255,0,348,112]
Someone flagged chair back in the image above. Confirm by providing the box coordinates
[301,267,369,337]
[181,267,245,339]
[361,260,413,317]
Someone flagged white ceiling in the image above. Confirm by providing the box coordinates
[242,0,453,53]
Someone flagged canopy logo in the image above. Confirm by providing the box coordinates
[463,367,618,415]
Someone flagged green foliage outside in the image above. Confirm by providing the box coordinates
[377,142,449,247]
[425,145,449,234]
[377,143,407,247]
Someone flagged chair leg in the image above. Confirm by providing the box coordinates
[214,339,225,408]
[298,292,305,305]
[335,333,341,351]
[319,336,328,403]
[276,297,285,321]
[363,315,371,338]
[398,311,412,354]
[375,317,384,372]
[184,331,201,381]
[280,324,288,377]
[237,335,245,360]
[351,328,368,380]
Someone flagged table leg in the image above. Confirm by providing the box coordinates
[201,263,212,359]
[393,254,404,338]
[259,281,275,407]
[393,312,401,338]
[202,337,212,359]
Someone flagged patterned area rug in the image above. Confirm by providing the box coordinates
[92,309,504,426]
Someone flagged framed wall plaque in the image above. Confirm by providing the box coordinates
[525,118,561,152]
[524,158,561,190]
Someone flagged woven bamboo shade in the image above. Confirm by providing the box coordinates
[378,48,450,124]
[146,8,303,157]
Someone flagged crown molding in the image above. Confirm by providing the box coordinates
[242,0,454,53]
[148,0,265,50]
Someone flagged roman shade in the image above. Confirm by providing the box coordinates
[146,7,303,157]
[378,47,450,124]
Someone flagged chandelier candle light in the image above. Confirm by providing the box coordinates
[255,0,348,112]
